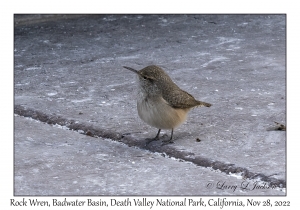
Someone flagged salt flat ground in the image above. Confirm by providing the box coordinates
[14,14,286,195]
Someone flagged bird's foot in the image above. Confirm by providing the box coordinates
[145,137,160,146]
[161,139,174,146]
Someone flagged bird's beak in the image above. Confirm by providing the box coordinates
[123,66,139,75]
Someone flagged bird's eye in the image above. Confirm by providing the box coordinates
[142,76,147,80]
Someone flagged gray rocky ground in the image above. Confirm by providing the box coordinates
[14,14,286,195]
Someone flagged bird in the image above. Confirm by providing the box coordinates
[123,65,211,145]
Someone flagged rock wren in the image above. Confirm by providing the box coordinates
[123,65,211,144]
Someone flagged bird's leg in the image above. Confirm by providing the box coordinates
[154,129,161,139]
[145,129,161,145]
[162,128,174,145]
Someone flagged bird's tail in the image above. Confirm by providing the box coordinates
[197,101,212,107]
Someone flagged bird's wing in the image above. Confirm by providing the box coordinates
[163,88,201,109]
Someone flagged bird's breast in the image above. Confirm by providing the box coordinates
[137,96,189,129]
